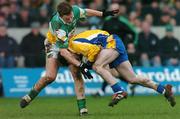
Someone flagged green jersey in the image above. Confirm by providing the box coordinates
[46,5,86,48]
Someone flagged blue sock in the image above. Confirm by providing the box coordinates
[157,84,165,94]
[111,82,124,93]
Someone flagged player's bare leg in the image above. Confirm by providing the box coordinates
[92,49,127,107]
[91,67,121,97]
[93,49,119,85]
[20,58,59,108]
[61,50,88,116]
[115,61,176,107]
[68,64,88,116]
[109,68,136,97]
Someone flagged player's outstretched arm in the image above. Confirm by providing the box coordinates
[85,9,119,17]
[60,49,81,67]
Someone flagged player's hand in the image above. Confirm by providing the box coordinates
[79,62,93,79]
[102,9,119,18]
[86,61,94,69]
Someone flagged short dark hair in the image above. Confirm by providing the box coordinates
[57,2,72,16]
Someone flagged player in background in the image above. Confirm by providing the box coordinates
[68,29,176,107]
[19,1,119,116]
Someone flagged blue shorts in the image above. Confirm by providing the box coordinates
[109,34,128,68]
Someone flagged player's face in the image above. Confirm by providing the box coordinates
[62,12,73,24]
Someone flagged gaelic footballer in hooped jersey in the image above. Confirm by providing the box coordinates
[47,6,87,45]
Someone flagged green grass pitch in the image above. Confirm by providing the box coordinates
[0,96,180,119]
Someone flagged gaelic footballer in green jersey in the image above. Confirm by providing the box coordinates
[20,1,119,116]
[47,5,86,45]
[46,4,119,49]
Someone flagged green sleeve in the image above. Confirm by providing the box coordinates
[50,21,61,32]
[72,6,87,20]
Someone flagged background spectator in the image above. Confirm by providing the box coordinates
[129,11,141,27]
[174,0,180,25]
[127,43,139,66]
[17,7,32,28]
[40,0,54,17]
[0,12,6,24]
[0,3,10,19]
[20,22,45,67]
[7,1,19,27]
[160,25,180,66]
[137,21,161,66]
[141,1,161,26]
[0,23,18,67]
[38,6,49,28]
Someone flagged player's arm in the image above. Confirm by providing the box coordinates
[85,9,119,17]
[60,49,81,67]
[85,9,102,17]
[75,6,119,18]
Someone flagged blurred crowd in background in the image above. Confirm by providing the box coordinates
[0,0,180,68]
[0,0,180,27]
